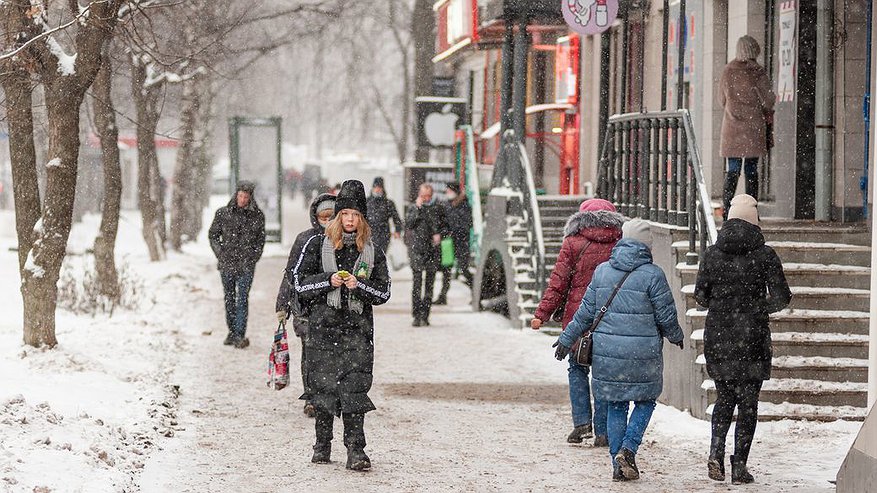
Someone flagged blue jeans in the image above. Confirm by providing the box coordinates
[568,360,608,436]
[220,270,255,339]
[607,400,657,465]
[723,157,760,219]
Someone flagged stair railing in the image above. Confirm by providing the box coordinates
[460,125,485,264]
[597,109,718,263]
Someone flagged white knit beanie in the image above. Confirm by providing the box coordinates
[736,35,761,61]
[727,194,759,225]
[622,219,653,249]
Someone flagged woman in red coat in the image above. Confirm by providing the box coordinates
[531,198,623,446]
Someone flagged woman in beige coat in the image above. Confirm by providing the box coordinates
[719,36,776,220]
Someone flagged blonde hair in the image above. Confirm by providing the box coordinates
[736,35,761,61]
[325,210,372,251]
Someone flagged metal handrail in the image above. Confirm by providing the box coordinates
[597,109,717,263]
[518,139,546,290]
[461,125,485,263]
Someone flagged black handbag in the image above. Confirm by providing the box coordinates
[551,241,592,323]
[573,268,637,366]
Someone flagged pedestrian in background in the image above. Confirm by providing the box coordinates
[435,183,473,305]
[293,180,391,472]
[275,193,336,417]
[208,180,266,349]
[531,198,623,446]
[366,177,403,255]
[406,183,446,326]
[694,194,791,484]
[555,219,683,482]
[720,35,776,220]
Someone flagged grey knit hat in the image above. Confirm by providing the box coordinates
[736,35,761,61]
[622,219,653,249]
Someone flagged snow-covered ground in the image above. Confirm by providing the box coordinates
[0,202,863,492]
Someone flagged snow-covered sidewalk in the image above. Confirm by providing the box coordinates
[0,209,862,492]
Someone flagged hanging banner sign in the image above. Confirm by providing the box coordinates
[562,0,618,36]
[777,1,797,102]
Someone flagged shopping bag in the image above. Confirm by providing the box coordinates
[440,237,455,268]
[267,322,289,390]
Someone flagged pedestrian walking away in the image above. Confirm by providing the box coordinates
[435,183,474,305]
[531,198,623,447]
[719,35,776,220]
[366,177,403,255]
[555,219,684,482]
[694,194,791,485]
[293,180,391,472]
[275,193,336,417]
[406,183,447,326]
[208,180,266,349]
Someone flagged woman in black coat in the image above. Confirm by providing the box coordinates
[694,194,791,485]
[294,180,391,471]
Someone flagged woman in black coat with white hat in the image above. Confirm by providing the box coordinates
[694,194,791,485]
[293,180,391,471]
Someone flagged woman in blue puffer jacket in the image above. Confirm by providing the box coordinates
[555,219,684,482]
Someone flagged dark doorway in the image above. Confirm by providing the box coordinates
[795,0,817,219]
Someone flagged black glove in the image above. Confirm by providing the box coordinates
[674,340,684,350]
[552,340,571,361]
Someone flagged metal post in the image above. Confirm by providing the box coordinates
[621,16,630,113]
[677,0,686,109]
[599,33,611,159]
[658,118,668,223]
[228,117,240,193]
[651,118,660,221]
[815,0,835,221]
[513,17,529,146]
[679,122,689,226]
[500,22,515,135]
[661,0,669,111]
[669,117,679,223]
[275,117,283,244]
[621,121,630,215]
[630,120,641,217]
[687,154,697,264]
[641,119,652,218]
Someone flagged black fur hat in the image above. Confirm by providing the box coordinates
[334,180,368,217]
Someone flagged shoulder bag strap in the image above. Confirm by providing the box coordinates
[587,266,638,333]
[562,241,592,293]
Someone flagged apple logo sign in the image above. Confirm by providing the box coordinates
[424,104,459,147]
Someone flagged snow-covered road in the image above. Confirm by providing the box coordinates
[139,256,855,493]
[0,207,860,492]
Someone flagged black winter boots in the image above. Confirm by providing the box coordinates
[593,435,609,448]
[566,424,593,443]
[312,411,333,464]
[343,413,370,471]
[708,454,725,482]
[731,455,754,484]
[615,448,640,480]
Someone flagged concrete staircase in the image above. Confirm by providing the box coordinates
[675,220,871,421]
[507,195,585,329]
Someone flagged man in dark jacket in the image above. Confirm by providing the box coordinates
[276,193,335,417]
[694,194,790,484]
[406,183,446,326]
[435,183,473,305]
[209,181,266,348]
[365,177,403,254]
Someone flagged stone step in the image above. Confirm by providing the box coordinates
[681,285,870,312]
[701,331,869,359]
[703,378,868,408]
[686,309,870,335]
[677,262,871,290]
[707,401,868,422]
[770,356,869,382]
[672,240,872,267]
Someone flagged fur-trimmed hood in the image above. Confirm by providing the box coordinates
[564,210,625,238]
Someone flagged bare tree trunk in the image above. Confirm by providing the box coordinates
[131,59,166,261]
[92,54,121,299]
[169,74,201,250]
[1,70,41,272]
[412,0,435,163]
[186,77,216,241]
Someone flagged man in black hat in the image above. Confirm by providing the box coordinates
[435,183,474,304]
[208,180,266,348]
[365,177,403,255]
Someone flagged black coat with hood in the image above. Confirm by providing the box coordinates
[405,201,447,271]
[275,193,335,335]
[208,190,266,274]
[694,219,791,381]
[293,234,391,416]
[366,194,403,252]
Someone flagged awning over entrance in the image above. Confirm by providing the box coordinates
[479,103,574,140]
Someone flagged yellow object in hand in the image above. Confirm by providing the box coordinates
[337,270,351,279]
